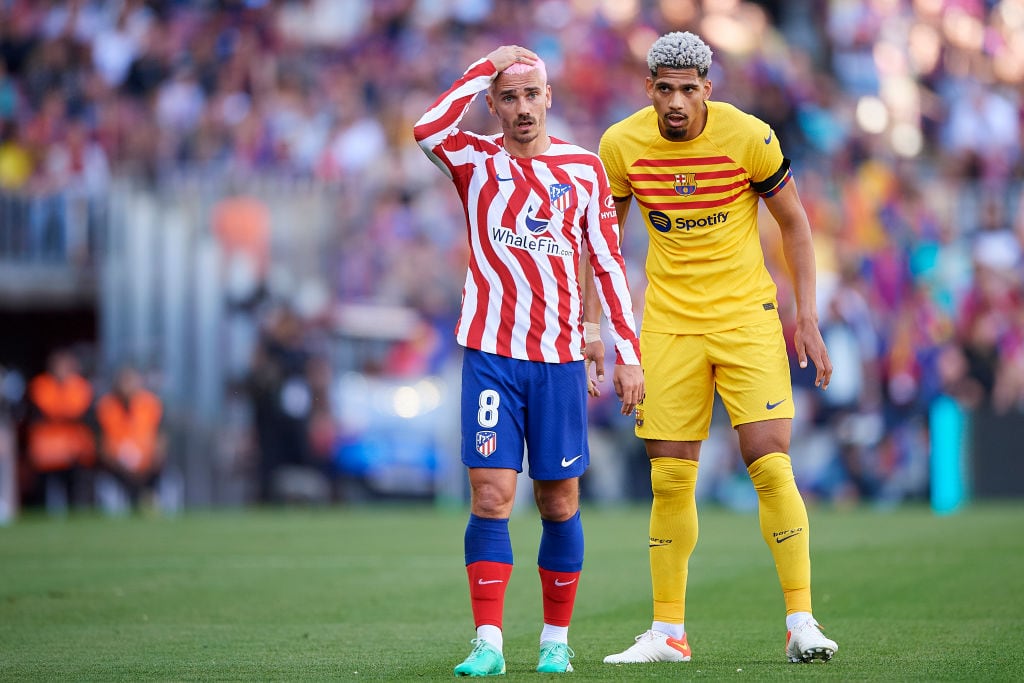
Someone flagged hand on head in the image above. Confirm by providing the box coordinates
[486,45,539,73]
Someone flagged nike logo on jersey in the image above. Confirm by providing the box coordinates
[561,455,583,468]
[766,399,787,410]
[477,579,505,585]
[554,578,577,587]
[764,129,773,144]
[496,175,514,181]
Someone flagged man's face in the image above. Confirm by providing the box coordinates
[486,69,551,147]
[646,67,712,141]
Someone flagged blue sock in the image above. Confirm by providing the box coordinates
[538,510,583,572]
[465,514,514,565]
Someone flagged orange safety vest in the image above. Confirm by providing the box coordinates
[96,390,163,475]
[27,373,96,472]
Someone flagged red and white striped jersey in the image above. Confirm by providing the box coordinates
[414,58,641,365]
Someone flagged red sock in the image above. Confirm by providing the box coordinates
[466,561,513,628]
[538,568,581,627]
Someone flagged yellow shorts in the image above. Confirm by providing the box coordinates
[636,317,794,441]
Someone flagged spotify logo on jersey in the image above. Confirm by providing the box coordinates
[648,210,729,234]
[649,211,673,233]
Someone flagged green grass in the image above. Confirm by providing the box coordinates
[2,503,1023,681]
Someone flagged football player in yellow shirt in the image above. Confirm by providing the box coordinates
[587,31,838,665]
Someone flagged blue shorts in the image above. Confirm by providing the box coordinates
[460,348,589,480]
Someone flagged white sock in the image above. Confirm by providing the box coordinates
[540,624,569,644]
[477,624,503,651]
[786,611,814,630]
[652,621,684,639]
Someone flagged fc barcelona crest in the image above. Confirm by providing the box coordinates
[549,183,575,212]
[476,431,497,457]
[674,172,697,196]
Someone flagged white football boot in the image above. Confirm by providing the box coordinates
[786,620,838,663]
[603,630,692,664]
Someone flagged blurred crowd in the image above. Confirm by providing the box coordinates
[1,0,1023,507]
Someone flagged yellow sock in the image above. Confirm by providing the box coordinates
[649,457,699,625]
[748,452,813,615]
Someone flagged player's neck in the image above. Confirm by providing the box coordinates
[503,134,552,158]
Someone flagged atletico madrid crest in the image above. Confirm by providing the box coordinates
[476,430,497,457]
[549,183,575,212]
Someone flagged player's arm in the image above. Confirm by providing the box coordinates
[412,46,537,175]
[586,130,632,317]
[612,196,632,235]
[764,181,832,390]
[586,187,643,415]
[605,197,643,414]
[581,196,632,397]
[579,247,604,397]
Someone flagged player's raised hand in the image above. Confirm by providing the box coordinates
[486,45,539,73]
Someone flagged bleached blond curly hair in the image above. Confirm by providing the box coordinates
[646,31,713,78]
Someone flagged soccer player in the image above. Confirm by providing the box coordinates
[413,45,644,676]
[589,31,838,664]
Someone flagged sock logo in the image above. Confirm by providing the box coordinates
[649,536,673,548]
[553,578,577,587]
[772,527,804,543]
[477,579,505,585]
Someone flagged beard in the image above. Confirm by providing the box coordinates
[659,118,689,141]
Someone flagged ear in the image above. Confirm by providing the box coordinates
[645,76,654,100]
[545,84,552,109]
[485,92,496,116]
[703,78,713,100]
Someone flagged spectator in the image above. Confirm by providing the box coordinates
[89,2,146,90]
[0,59,20,121]
[0,120,32,190]
[40,117,110,263]
[246,304,315,503]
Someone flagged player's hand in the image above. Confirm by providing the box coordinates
[794,318,832,390]
[613,364,644,415]
[486,45,538,73]
[584,339,606,397]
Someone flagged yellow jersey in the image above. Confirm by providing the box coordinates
[600,101,792,334]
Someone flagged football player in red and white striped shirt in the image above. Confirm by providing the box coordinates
[414,44,643,676]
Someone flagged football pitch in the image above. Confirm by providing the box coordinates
[2,503,1022,681]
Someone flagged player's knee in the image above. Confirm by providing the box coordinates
[537,500,577,522]
[534,482,579,521]
[645,439,700,460]
[469,482,515,517]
